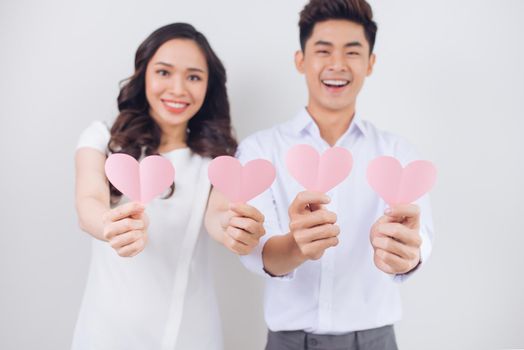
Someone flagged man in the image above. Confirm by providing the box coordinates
[234,0,434,349]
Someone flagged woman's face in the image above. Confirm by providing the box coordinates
[145,39,209,131]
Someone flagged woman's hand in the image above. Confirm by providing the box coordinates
[220,203,266,255]
[101,201,149,257]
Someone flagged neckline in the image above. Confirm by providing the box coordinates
[160,146,191,157]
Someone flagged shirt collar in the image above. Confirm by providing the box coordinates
[290,107,367,140]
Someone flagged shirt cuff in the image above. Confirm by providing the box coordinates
[239,234,296,281]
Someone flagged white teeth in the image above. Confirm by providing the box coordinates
[322,80,349,86]
[165,101,188,108]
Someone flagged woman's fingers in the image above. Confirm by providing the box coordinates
[103,217,145,241]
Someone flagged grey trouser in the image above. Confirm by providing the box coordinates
[265,325,398,350]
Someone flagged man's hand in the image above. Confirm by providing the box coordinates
[288,191,340,260]
[370,204,422,274]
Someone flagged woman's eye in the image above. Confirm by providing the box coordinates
[188,75,202,81]
[156,69,169,76]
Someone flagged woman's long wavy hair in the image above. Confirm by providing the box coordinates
[108,23,237,202]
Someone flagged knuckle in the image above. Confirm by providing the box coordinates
[229,216,239,227]
[289,220,300,232]
[117,249,127,257]
[407,249,417,261]
[311,251,323,260]
[225,236,235,249]
[413,234,422,247]
[230,228,242,241]
[121,218,132,229]
[246,222,256,233]
[320,211,330,222]
[109,239,118,249]
[231,241,243,251]
[102,227,111,240]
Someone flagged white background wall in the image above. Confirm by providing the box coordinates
[1,0,523,349]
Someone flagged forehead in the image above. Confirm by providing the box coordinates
[150,39,207,70]
[308,19,368,48]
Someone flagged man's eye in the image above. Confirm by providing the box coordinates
[347,52,360,56]
[316,50,329,54]
[157,69,169,76]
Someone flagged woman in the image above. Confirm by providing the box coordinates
[73,23,265,350]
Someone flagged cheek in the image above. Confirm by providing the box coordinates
[352,60,369,78]
[191,82,208,105]
[145,76,165,99]
[306,62,324,82]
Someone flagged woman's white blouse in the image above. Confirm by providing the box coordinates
[72,121,221,350]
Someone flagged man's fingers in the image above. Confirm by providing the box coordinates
[371,236,418,261]
[229,203,264,223]
[374,248,411,274]
[105,202,144,223]
[289,191,331,216]
[384,204,420,228]
[376,222,421,247]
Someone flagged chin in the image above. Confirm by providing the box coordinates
[320,101,353,113]
[159,114,190,127]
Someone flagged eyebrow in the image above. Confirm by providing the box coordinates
[314,40,363,48]
[154,61,206,73]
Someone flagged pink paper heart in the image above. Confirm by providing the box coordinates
[105,154,175,204]
[366,156,437,205]
[208,156,276,203]
[286,144,353,193]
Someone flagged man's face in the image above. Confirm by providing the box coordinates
[296,19,376,114]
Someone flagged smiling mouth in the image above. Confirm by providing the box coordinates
[322,79,350,88]
[162,99,190,113]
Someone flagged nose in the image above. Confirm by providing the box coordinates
[328,51,348,72]
[169,75,186,96]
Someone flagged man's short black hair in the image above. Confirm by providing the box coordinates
[299,0,378,54]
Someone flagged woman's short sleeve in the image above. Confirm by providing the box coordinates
[76,121,111,154]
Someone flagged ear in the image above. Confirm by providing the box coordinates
[367,53,376,77]
[295,50,305,74]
